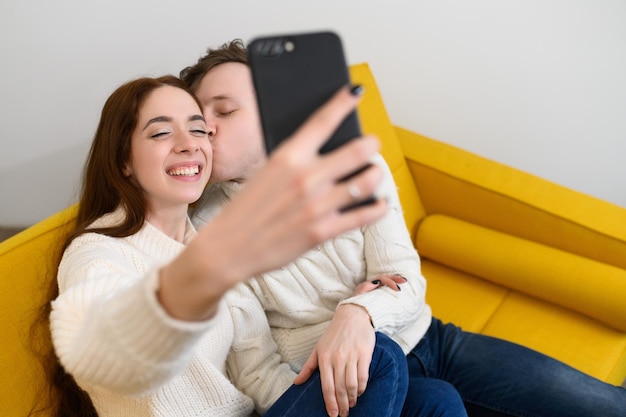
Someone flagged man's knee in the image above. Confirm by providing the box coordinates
[404,378,467,417]
[370,332,408,383]
[374,332,403,353]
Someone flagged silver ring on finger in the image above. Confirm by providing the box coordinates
[348,184,361,201]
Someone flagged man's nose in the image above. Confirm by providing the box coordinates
[206,119,217,140]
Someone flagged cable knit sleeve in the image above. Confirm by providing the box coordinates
[50,233,217,396]
[225,283,297,414]
[338,154,427,336]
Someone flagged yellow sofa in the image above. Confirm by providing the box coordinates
[2,63,626,415]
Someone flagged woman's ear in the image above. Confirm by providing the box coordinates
[122,163,132,177]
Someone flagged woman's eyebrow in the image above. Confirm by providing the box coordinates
[142,114,205,130]
[143,116,171,130]
[189,114,206,122]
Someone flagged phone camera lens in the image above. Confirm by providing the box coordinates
[269,41,284,56]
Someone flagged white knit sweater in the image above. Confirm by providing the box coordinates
[193,155,433,394]
[51,208,274,417]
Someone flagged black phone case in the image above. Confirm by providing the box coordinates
[248,31,361,155]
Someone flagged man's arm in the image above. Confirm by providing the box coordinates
[339,154,426,335]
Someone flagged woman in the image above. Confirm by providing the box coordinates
[48,75,408,416]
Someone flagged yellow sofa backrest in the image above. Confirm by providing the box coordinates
[350,63,426,238]
[0,205,77,415]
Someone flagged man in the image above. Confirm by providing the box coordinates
[181,39,626,417]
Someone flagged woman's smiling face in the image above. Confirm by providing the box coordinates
[124,85,212,216]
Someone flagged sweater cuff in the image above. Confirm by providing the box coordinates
[337,302,374,327]
[337,290,396,331]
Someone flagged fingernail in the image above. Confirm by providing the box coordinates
[395,274,408,281]
[372,279,381,285]
[350,84,364,96]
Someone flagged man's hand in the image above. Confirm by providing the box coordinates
[294,304,375,417]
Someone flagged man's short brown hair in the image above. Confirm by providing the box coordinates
[179,39,248,92]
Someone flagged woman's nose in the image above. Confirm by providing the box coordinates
[174,132,200,153]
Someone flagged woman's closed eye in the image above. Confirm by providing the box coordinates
[150,130,171,139]
[190,128,208,137]
[148,126,207,139]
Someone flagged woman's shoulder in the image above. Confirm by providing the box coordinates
[65,209,128,250]
[60,209,133,268]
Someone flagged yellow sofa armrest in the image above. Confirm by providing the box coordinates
[395,126,626,270]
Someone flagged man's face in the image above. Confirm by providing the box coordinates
[195,62,266,183]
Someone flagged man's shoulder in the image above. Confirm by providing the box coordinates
[190,182,235,228]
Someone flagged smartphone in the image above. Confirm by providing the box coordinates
[248,31,361,155]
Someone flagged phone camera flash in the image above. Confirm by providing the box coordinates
[284,40,295,53]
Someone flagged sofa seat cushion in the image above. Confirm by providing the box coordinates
[423,258,626,384]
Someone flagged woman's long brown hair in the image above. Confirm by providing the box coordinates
[30,75,202,416]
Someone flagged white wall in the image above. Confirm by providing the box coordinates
[1,0,625,227]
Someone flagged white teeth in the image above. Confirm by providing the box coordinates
[168,166,200,176]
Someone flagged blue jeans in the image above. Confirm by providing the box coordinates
[402,317,626,417]
[265,332,409,417]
